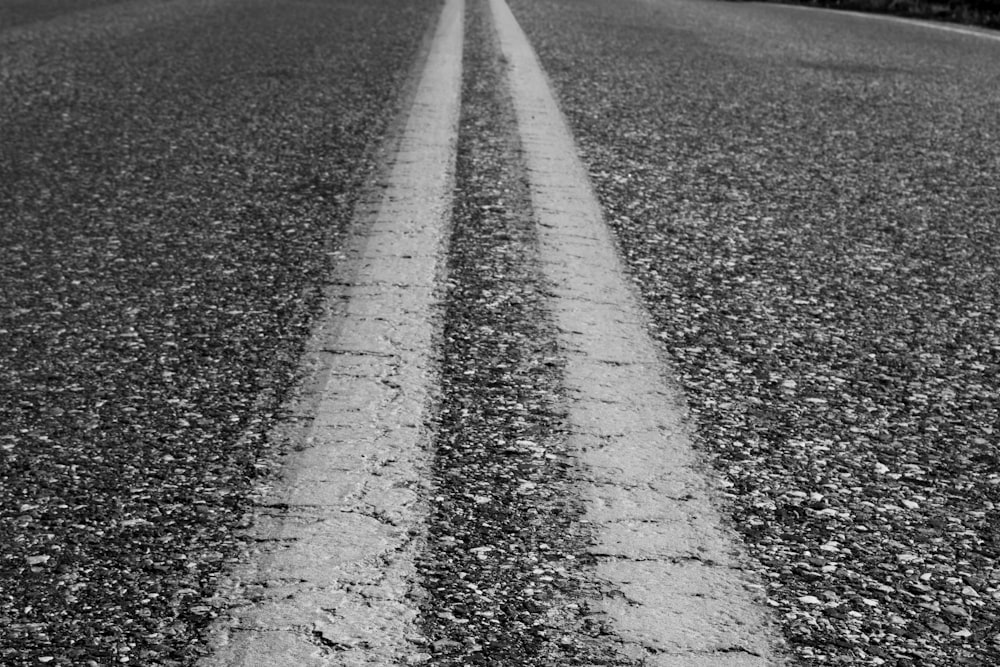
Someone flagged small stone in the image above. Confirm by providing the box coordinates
[928,620,951,633]
[433,639,462,652]
[943,604,969,617]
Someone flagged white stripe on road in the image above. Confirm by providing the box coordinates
[200,0,462,663]
[489,0,787,664]
[772,2,1000,43]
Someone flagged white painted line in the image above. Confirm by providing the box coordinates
[199,0,462,664]
[488,0,787,664]
[771,2,1000,43]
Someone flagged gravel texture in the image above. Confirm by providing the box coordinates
[0,0,437,663]
[509,0,1000,664]
[414,2,634,664]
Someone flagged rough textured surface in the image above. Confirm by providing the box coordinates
[10,0,999,664]
[491,0,785,663]
[509,0,1000,663]
[198,1,462,664]
[414,1,630,663]
[0,0,438,663]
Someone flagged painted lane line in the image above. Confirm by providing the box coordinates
[199,0,462,664]
[488,0,787,664]
[772,2,1000,43]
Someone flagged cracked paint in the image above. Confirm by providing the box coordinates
[197,0,463,663]
[489,0,787,663]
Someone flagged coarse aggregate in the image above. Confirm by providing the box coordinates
[0,0,438,663]
[414,2,636,664]
[508,0,1000,664]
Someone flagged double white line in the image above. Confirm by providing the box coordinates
[203,0,783,664]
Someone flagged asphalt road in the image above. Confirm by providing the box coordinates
[3,0,999,665]
[509,0,1000,664]
[0,0,437,663]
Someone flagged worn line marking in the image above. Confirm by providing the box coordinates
[199,0,462,664]
[489,0,786,664]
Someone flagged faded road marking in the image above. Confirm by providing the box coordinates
[489,0,787,664]
[199,0,462,664]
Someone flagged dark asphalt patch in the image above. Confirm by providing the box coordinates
[0,0,437,663]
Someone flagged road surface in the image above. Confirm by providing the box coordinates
[2,0,998,665]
